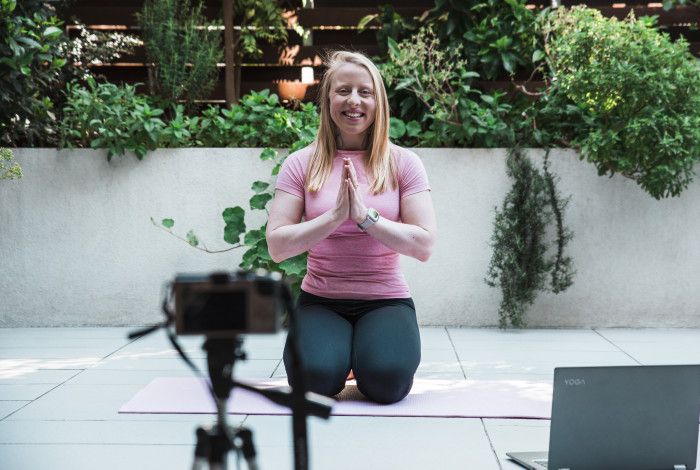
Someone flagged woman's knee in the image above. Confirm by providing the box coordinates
[355,363,416,404]
[283,344,347,397]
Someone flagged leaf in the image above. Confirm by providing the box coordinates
[243,229,264,246]
[186,230,199,247]
[222,206,246,245]
[501,53,516,74]
[532,49,545,63]
[406,120,422,138]
[250,193,272,210]
[357,13,378,30]
[251,181,270,193]
[278,253,307,277]
[389,117,406,139]
[394,78,413,91]
[42,26,63,40]
[259,148,277,161]
[387,37,400,58]
[480,94,495,105]
[161,218,174,229]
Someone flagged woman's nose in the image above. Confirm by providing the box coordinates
[347,90,361,105]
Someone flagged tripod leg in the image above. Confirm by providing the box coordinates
[193,427,211,470]
[233,426,259,470]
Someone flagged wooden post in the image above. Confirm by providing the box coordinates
[223,0,236,105]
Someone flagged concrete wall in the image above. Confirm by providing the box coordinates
[1,148,698,327]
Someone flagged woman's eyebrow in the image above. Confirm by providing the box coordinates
[334,83,374,90]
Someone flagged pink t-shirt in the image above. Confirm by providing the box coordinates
[274,143,431,299]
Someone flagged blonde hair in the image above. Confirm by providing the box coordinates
[306,50,396,194]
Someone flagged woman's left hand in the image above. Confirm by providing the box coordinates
[344,158,368,225]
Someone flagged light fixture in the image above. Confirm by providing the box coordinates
[301,66,314,84]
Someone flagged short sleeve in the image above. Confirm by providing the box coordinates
[398,149,431,198]
[275,152,305,198]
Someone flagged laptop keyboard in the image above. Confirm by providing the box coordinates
[533,459,548,468]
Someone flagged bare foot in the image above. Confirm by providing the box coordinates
[346,369,355,381]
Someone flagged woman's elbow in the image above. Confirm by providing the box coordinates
[416,248,432,262]
[265,234,283,263]
[415,231,437,262]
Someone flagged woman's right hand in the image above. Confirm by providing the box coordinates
[331,162,350,223]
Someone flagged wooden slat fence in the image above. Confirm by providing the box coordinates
[64,0,700,103]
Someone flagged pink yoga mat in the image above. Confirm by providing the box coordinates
[119,377,554,419]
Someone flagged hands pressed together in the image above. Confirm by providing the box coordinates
[332,157,368,226]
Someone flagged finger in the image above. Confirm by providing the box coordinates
[348,161,359,187]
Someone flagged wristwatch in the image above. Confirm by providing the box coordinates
[357,208,380,231]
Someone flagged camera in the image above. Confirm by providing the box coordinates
[172,270,284,337]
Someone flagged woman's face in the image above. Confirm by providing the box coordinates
[329,62,376,149]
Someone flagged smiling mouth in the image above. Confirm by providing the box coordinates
[342,111,365,118]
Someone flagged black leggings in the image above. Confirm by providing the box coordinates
[283,291,421,404]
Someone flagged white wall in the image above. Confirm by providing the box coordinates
[1,148,698,327]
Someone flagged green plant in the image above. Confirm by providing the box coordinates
[195,90,319,148]
[543,7,700,199]
[0,0,67,145]
[152,146,311,296]
[381,25,513,147]
[59,77,165,160]
[151,92,318,294]
[485,148,574,328]
[139,0,222,108]
[0,147,22,180]
[423,0,540,80]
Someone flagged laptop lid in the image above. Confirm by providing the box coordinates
[547,365,700,470]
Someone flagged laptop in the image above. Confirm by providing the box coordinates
[507,365,700,470]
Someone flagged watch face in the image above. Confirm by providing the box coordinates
[368,208,379,221]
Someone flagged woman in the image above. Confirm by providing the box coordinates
[266,51,437,404]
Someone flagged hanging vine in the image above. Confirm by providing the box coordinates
[485,148,575,328]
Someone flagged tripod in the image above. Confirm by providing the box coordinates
[128,274,332,470]
[192,334,333,470]
[192,337,258,470]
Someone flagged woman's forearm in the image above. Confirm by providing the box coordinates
[364,218,436,262]
[267,209,342,263]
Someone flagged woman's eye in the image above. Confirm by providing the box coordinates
[360,90,373,96]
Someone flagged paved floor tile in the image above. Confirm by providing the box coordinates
[0,401,30,420]
[482,418,550,468]
[0,418,238,445]
[0,347,122,360]
[595,328,700,343]
[0,369,79,384]
[0,384,60,401]
[246,415,500,470]
[0,444,198,470]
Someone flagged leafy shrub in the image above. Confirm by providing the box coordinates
[59,77,165,160]
[194,90,319,148]
[0,0,66,145]
[139,0,222,108]
[423,0,540,80]
[381,25,513,147]
[485,149,574,328]
[1,147,22,180]
[544,7,700,199]
[59,83,320,159]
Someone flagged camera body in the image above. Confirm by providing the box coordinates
[173,270,284,337]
